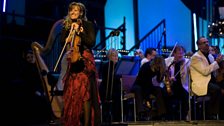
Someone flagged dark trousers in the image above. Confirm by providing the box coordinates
[132,85,166,117]
[131,85,144,113]
[101,95,121,122]
[165,84,189,120]
[206,83,221,115]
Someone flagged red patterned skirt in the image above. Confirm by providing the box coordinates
[62,50,101,126]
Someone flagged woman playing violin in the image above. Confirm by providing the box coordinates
[61,2,101,126]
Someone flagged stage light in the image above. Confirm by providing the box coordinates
[117,49,129,55]
[208,19,224,38]
[3,0,6,12]
[193,13,198,50]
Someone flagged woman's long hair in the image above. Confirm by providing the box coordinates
[63,2,87,30]
[150,56,166,81]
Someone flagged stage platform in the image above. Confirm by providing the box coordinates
[7,120,224,126]
[101,120,224,126]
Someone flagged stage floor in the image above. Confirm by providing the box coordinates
[102,120,224,126]
[7,119,224,126]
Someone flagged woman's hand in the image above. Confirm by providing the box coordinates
[71,22,83,33]
[66,49,73,61]
[71,22,80,31]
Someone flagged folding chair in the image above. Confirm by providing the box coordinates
[120,75,137,122]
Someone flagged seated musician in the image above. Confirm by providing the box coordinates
[164,45,190,120]
[134,48,144,59]
[132,56,167,120]
[190,37,223,120]
[21,49,53,123]
[140,47,157,67]
[218,60,224,119]
[210,45,224,119]
[209,45,221,59]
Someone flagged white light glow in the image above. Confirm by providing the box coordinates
[3,0,6,12]
[193,13,198,50]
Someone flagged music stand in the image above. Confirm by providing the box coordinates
[115,56,141,76]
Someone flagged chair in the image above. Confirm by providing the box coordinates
[188,65,221,121]
[189,83,210,120]
[192,95,211,120]
[120,75,137,122]
[190,83,217,120]
[189,73,210,121]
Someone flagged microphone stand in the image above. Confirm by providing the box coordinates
[157,31,165,55]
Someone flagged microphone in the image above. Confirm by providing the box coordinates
[114,30,120,36]
[110,31,115,36]
[110,30,120,37]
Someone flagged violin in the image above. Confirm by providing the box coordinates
[164,42,178,95]
[164,61,175,95]
[69,19,82,63]
[53,19,83,71]
[164,69,172,95]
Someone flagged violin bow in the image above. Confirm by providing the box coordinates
[169,42,178,57]
[53,25,75,72]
